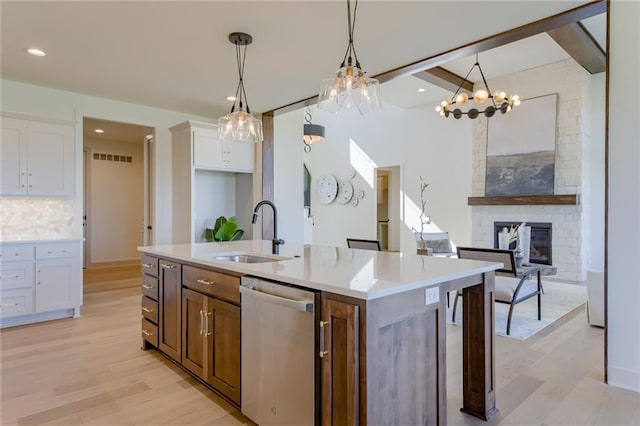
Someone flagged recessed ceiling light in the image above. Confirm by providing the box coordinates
[27,48,46,57]
[94,129,104,134]
[226,96,236,101]
[418,88,425,93]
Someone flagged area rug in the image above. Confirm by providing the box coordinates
[446,280,587,341]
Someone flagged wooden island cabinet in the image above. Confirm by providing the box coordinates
[141,257,241,406]
[140,241,501,425]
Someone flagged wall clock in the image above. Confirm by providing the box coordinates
[337,180,354,204]
[316,174,338,204]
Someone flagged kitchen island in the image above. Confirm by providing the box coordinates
[139,240,502,425]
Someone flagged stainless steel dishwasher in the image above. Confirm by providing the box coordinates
[240,276,318,426]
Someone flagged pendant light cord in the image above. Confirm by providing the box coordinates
[231,42,251,114]
[340,0,360,69]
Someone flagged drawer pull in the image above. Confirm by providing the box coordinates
[142,284,154,290]
[142,307,153,313]
[1,303,19,308]
[160,263,175,269]
[142,329,154,337]
[196,279,214,286]
[142,263,153,268]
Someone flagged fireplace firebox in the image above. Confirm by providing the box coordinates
[494,222,552,265]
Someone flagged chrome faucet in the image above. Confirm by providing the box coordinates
[252,200,285,254]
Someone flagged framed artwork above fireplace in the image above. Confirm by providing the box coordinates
[485,93,558,196]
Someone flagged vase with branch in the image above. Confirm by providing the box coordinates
[413,177,431,252]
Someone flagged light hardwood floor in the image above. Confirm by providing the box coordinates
[1,266,638,425]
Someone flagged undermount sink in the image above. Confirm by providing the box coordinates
[214,254,289,264]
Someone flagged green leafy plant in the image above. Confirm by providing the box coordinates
[205,216,244,242]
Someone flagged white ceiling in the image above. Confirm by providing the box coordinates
[83,117,152,144]
[1,1,604,120]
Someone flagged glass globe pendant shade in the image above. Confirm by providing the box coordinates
[319,65,381,115]
[218,109,263,143]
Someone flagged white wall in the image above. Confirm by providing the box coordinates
[84,138,143,263]
[274,103,472,253]
[273,109,305,244]
[608,0,640,393]
[1,79,217,245]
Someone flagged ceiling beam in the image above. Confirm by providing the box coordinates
[547,22,606,74]
[413,67,474,93]
[270,0,606,115]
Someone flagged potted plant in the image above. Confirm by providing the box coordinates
[205,216,244,242]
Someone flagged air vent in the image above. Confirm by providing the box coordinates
[92,153,133,163]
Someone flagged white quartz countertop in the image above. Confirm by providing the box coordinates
[138,240,502,300]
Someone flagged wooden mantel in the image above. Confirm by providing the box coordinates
[468,194,580,206]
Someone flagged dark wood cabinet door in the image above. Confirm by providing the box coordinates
[205,297,240,405]
[321,295,362,426]
[182,288,205,378]
[158,259,181,362]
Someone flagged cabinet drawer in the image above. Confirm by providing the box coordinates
[141,318,158,347]
[0,260,34,290]
[141,255,159,277]
[141,296,159,324]
[0,245,34,261]
[36,242,78,259]
[182,265,240,304]
[141,275,159,300]
[0,288,34,318]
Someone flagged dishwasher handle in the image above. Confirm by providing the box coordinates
[240,285,314,312]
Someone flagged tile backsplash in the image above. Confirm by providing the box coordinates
[1,198,78,241]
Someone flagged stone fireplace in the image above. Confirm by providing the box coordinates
[469,59,594,282]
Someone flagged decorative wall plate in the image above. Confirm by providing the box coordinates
[316,174,338,204]
[337,179,354,204]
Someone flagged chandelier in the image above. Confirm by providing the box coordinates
[436,54,520,119]
[303,108,325,152]
[218,32,263,143]
[318,0,381,115]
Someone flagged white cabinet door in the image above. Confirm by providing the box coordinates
[1,117,28,195]
[193,127,225,170]
[224,140,254,173]
[0,118,74,197]
[26,121,75,197]
[35,257,78,312]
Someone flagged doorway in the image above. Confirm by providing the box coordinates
[376,166,401,251]
[82,117,153,268]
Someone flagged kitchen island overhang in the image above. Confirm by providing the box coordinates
[138,240,502,424]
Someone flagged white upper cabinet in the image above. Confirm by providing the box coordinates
[1,117,75,197]
[191,124,254,173]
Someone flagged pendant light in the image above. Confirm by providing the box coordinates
[318,0,381,115]
[218,32,263,143]
[436,54,520,119]
[303,108,325,152]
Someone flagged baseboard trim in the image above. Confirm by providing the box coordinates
[0,308,77,329]
[86,259,140,269]
[608,366,640,393]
